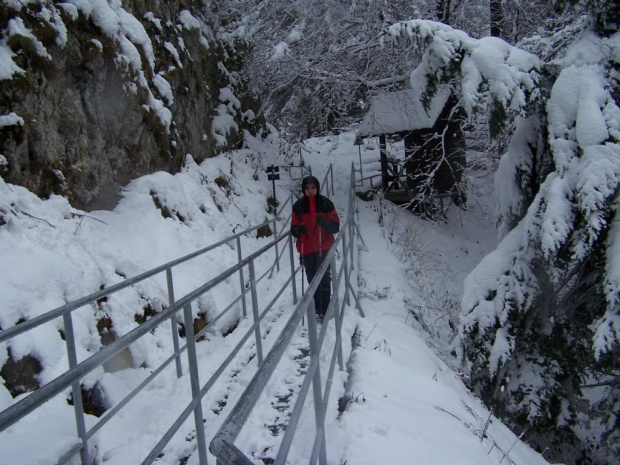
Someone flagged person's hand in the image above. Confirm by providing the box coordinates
[316,215,339,234]
[291,224,307,238]
[316,216,328,229]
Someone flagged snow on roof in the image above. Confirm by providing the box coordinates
[358,86,451,137]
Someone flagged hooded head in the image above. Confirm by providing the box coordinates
[301,175,320,196]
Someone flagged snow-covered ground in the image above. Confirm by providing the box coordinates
[0,130,550,464]
[279,133,549,465]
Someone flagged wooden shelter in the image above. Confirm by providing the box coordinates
[358,87,466,213]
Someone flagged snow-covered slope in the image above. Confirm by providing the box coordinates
[0,131,549,464]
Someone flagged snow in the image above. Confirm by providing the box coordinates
[494,115,539,240]
[178,10,201,31]
[143,12,162,32]
[219,87,241,112]
[0,112,24,127]
[211,88,243,146]
[548,65,609,151]
[539,173,574,258]
[455,14,620,404]
[153,74,174,106]
[357,87,451,137]
[561,29,620,68]
[461,220,536,332]
[331,193,542,465]
[0,37,24,80]
[212,105,239,146]
[164,41,183,68]
[1,0,225,138]
[39,5,68,47]
[0,0,231,141]
[0,129,549,465]
[387,19,541,120]
[117,5,155,70]
[270,41,289,61]
[288,24,304,43]
[7,17,51,60]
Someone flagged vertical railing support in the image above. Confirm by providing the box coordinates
[249,260,264,366]
[289,233,298,304]
[342,232,351,307]
[273,217,281,274]
[236,237,248,317]
[63,312,89,465]
[348,219,355,272]
[331,254,344,371]
[306,300,328,465]
[183,303,209,465]
[166,268,183,378]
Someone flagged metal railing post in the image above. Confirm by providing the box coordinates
[248,260,264,366]
[273,217,281,273]
[236,237,248,317]
[63,312,89,465]
[166,268,183,378]
[331,254,344,371]
[305,300,328,465]
[348,166,356,273]
[348,218,355,272]
[289,233,298,304]
[342,232,351,307]
[1,211,301,465]
[182,303,209,465]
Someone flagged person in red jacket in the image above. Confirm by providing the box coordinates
[290,175,340,322]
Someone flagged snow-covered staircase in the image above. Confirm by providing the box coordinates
[0,164,363,465]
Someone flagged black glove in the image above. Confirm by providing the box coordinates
[316,216,339,234]
[291,224,307,238]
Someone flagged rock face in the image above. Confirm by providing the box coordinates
[0,0,264,210]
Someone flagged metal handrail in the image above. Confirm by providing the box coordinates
[356,173,381,190]
[0,162,357,465]
[0,231,289,428]
[210,163,363,465]
[141,236,300,464]
[320,164,335,197]
[78,237,299,458]
[278,164,311,182]
[0,196,292,345]
[0,194,295,464]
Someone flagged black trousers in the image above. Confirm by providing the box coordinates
[302,251,331,320]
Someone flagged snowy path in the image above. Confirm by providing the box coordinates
[319,201,548,465]
[285,133,550,465]
[0,131,550,465]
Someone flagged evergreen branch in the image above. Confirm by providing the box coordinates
[581,375,620,389]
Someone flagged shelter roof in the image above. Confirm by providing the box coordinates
[358,86,451,137]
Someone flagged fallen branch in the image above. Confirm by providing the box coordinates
[73,212,108,235]
[72,212,108,225]
[22,211,56,228]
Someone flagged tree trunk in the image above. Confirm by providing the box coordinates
[490,0,503,37]
[436,0,452,25]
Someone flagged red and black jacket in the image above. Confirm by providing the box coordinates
[291,194,340,255]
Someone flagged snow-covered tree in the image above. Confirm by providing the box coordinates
[211,0,557,140]
[388,2,619,463]
[225,0,424,139]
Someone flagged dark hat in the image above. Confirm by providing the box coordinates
[301,175,320,193]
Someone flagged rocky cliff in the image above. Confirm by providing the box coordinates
[0,0,264,210]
